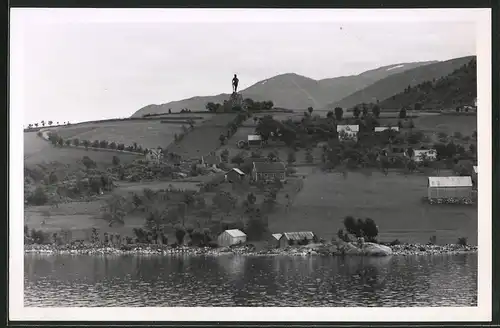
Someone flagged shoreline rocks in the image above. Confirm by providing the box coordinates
[24,242,477,257]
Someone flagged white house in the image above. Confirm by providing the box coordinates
[337,125,359,141]
[413,149,437,163]
[374,126,400,133]
[217,229,247,247]
[145,148,164,164]
[247,134,262,147]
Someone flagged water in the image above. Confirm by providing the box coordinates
[24,253,477,307]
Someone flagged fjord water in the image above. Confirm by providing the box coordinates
[24,253,477,307]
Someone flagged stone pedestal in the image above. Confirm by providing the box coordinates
[224,92,247,111]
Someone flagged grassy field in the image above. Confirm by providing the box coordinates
[24,132,141,169]
[267,171,477,245]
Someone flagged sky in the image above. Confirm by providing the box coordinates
[11,9,480,126]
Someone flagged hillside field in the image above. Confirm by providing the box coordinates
[268,171,477,245]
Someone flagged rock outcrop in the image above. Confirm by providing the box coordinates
[337,241,393,257]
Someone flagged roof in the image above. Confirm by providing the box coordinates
[374,126,400,132]
[414,149,437,155]
[226,168,245,176]
[253,161,286,173]
[223,229,247,238]
[248,134,262,141]
[271,233,282,240]
[147,149,163,156]
[428,176,473,188]
[337,125,359,132]
[281,231,315,241]
[473,166,478,174]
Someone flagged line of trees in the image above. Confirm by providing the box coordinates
[46,132,150,154]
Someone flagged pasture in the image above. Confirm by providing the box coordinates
[268,171,478,245]
[24,132,140,169]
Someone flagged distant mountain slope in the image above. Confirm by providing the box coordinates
[377,58,477,110]
[131,60,435,117]
[328,56,476,110]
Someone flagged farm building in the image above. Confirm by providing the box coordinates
[247,134,263,147]
[413,149,437,163]
[374,126,400,133]
[269,233,282,248]
[337,125,359,142]
[217,229,247,247]
[427,176,473,199]
[225,168,245,183]
[279,231,316,248]
[202,154,222,167]
[252,162,286,183]
[145,148,164,164]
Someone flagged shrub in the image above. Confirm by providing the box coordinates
[82,156,96,169]
[99,140,109,149]
[389,239,401,246]
[72,138,80,146]
[65,139,71,146]
[26,186,48,205]
[457,237,468,246]
[117,143,125,151]
[91,140,100,148]
[109,142,117,150]
[112,156,120,166]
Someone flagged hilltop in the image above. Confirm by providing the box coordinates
[131,61,436,117]
[329,56,476,110]
[376,58,477,110]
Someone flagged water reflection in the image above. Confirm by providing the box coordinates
[24,254,477,307]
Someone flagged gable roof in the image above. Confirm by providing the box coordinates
[248,134,262,141]
[414,149,437,155]
[271,233,282,240]
[428,176,473,188]
[229,168,245,175]
[281,231,315,241]
[147,149,163,157]
[374,126,400,132]
[337,125,359,132]
[253,161,286,173]
[224,229,247,238]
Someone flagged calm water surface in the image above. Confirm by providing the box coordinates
[24,253,477,307]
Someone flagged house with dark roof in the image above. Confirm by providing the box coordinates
[252,161,286,183]
[225,168,245,183]
[278,231,316,248]
[145,148,164,164]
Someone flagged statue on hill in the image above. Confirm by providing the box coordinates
[232,74,239,93]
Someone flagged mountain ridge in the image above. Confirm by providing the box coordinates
[131,60,440,117]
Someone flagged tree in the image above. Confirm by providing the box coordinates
[247,192,257,205]
[64,139,71,146]
[73,138,80,147]
[267,151,277,162]
[230,153,245,166]
[41,120,45,127]
[307,107,313,115]
[34,123,39,127]
[399,108,407,119]
[219,134,226,146]
[82,140,90,150]
[305,148,313,163]
[287,150,296,165]
[353,107,361,118]
[109,142,117,150]
[326,111,334,119]
[362,218,378,242]
[175,226,186,245]
[343,216,361,237]
[57,137,64,147]
[372,105,381,119]
[102,195,127,227]
[112,155,120,166]
[361,105,369,117]
[82,156,96,169]
[456,106,460,113]
[334,107,344,121]
[220,149,229,163]
[48,121,53,126]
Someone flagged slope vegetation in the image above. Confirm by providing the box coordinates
[377,58,476,110]
[131,61,435,117]
[329,56,475,110]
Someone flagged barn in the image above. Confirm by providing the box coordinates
[337,125,359,142]
[217,229,247,247]
[427,176,473,199]
[279,231,316,248]
[252,162,286,183]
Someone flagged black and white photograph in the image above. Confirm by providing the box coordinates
[10,8,492,322]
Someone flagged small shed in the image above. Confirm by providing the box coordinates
[279,231,315,248]
[225,168,245,183]
[145,148,164,164]
[252,161,286,183]
[374,126,400,133]
[247,134,263,147]
[337,125,359,141]
[217,229,247,247]
[269,233,282,248]
[427,176,473,199]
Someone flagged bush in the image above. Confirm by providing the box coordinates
[72,138,80,146]
[26,186,48,205]
[117,143,125,151]
[99,140,109,149]
[457,237,468,246]
[82,156,96,169]
[109,142,117,150]
[112,156,120,166]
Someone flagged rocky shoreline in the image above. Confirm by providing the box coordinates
[24,242,477,257]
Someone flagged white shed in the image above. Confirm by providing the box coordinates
[217,229,247,247]
[427,176,473,199]
[374,126,400,132]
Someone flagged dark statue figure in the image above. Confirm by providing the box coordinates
[232,74,239,93]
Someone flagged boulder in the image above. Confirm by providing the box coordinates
[361,242,393,256]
